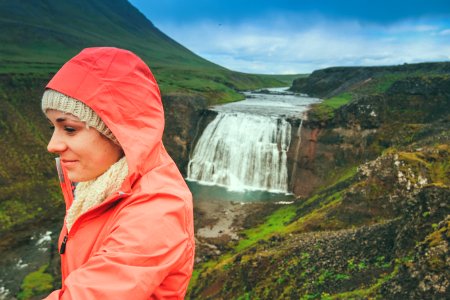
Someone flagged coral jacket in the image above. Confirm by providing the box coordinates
[44,47,195,299]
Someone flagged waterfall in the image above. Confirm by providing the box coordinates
[187,112,291,193]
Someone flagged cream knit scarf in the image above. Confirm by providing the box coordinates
[65,156,128,232]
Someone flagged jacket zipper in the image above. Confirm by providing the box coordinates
[55,157,72,265]
[60,234,68,254]
[58,200,128,256]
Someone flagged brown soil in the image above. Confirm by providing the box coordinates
[193,198,280,262]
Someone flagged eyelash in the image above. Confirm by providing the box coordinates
[48,126,76,133]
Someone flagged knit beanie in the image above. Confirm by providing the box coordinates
[42,89,119,145]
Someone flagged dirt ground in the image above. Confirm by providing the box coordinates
[193,198,280,262]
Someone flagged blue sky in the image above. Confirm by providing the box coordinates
[129,0,450,74]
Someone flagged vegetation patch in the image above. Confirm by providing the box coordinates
[308,92,353,122]
[17,264,54,300]
[235,204,297,252]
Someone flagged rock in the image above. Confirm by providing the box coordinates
[161,94,208,175]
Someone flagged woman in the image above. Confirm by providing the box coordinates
[42,47,195,299]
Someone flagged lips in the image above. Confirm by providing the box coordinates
[61,159,78,167]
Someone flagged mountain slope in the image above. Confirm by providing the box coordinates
[0,0,294,103]
[0,0,218,70]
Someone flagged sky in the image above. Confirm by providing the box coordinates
[129,0,450,74]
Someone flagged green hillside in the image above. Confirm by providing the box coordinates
[0,0,296,103]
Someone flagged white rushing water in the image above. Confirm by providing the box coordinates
[187,88,321,194]
[187,112,291,193]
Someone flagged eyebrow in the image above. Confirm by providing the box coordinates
[46,114,83,124]
[55,116,84,123]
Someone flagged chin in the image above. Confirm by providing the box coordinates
[68,173,93,183]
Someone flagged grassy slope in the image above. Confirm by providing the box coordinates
[0,73,64,245]
[188,71,450,299]
[190,138,449,300]
[0,0,298,104]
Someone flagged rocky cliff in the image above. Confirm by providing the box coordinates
[288,73,450,197]
[162,94,209,174]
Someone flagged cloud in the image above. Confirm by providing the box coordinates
[155,15,450,74]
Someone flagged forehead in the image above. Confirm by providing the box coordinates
[46,109,83,123]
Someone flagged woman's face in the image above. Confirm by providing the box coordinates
[46,109,123,182]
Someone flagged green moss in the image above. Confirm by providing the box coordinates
[398,152,429,167]
[17,264,54,300]
[236,292,254,300]
[425,221,449,248]
[189,190,346,294]
[308,103,335,122]
[235,204,297,252]
[396,144,450,187]
[362,74,408,94]
[286,192,344,233]
[323,93,353,109]
[307,92,353,122]
[429,145,450,186]
[355,72,438,95]
[330,266,398,299]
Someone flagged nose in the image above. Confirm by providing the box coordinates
[47,131,67,153]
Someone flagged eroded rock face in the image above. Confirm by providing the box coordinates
[288,75,450,197]
[288,122,378,196]
[161,94,208,175]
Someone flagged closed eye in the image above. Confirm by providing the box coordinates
[64,126,76,133]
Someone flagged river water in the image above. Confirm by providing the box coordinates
[0,223,61,300]
[213,88,320,118]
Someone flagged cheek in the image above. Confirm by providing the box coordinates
[91,139,122,168]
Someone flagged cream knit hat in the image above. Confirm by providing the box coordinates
[42,89,119,145]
